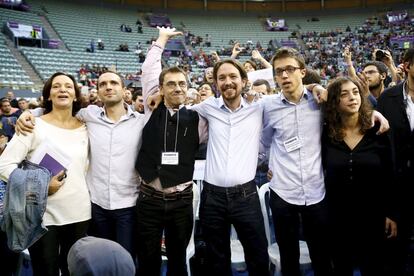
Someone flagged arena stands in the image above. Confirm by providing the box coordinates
[0,34,33,89]
[0,0,412,92]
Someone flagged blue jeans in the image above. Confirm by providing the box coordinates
[200,181,269,276]
[90,203,136,258]
[136,186,193,276]
[269,190,332,276]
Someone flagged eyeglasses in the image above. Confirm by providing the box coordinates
[362,70,379,75]
[164,81,187,89]
[275,66,301,76]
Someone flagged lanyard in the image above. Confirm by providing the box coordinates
[164,108,179,152]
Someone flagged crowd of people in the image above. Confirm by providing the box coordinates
[0,7,413,276]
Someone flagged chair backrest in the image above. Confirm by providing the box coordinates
[258,183,272,247]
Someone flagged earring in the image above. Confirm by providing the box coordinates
[74,99,77,102]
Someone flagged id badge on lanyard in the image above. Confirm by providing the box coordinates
[161,152,179,165]
[162,109,180,165]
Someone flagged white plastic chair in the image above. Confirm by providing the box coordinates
[162,183,200,276]
[230,225,246,271]
[258,183,312,276]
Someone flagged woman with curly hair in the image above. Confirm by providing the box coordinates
[322,77,397,276]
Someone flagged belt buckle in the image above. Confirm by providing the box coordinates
[162,192,178,201]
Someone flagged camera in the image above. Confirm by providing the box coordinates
[375,50,386,61]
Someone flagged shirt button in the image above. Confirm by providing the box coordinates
[349,168,353,172]
[349,159,353,163]
[350,176,353,180]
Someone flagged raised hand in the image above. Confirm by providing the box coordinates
[231,42,243,59]
[251,49,262,60]
[157,26,183,39]
[343,46,352,64]
[156,26,183,47]
[354,72,370,98]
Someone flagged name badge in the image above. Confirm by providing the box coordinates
[161,152,179,165]
[283,136,302,152]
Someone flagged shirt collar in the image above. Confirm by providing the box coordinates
[280,88,310,104]
[218,96,246,113]
[100,103,136,121]
[166,103,185,115]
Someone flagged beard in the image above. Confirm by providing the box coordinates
[220,84,240,101]
[369,80,382,91]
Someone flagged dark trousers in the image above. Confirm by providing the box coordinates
[28,220,89,276]
[136,188,193,276]
[384,205,414,276]
[330,209,385,276]
[0,230,20,276]
[200,181,269,276]
[90,203,136,258]
[269,190,332,276]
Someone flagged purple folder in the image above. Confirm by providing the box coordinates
[38,153,65,176]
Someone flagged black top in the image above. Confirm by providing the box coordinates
[322,126,396,221]
[136,102,199,188]
[377,82,414,180]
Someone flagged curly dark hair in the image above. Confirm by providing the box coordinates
[42,72,81,116]
[324,77,373,142]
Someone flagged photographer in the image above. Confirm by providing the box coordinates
[373,49,401,85]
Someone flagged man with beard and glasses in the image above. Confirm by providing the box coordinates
[362,61,388,100]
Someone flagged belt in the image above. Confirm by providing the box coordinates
[140,183,193,201]
[203,180,256,195]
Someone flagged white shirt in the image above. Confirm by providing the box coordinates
[0,118,91,226]
[77,105,146,210]
[261,90,325,206]
[191,97,263,187]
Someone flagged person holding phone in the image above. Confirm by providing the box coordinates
[0,72,91,276]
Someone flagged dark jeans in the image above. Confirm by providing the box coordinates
[90,203,136,258]
[269,190,332,276]
[28,220,89,276]
[136,187,193,276]
[200,181,269,276]
[384,203,414,276]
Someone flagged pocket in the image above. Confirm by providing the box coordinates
[243,189,257,199]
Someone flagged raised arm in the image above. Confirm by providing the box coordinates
[381,50,399,84]
[141,26,183,113]
[252,49,272,69]
[230,42,242,59]
[344,46,357,79]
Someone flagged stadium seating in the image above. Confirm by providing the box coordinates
[0,33,33,89]
[0,0,412,90]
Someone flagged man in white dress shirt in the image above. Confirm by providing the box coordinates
[190,59,269,276]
